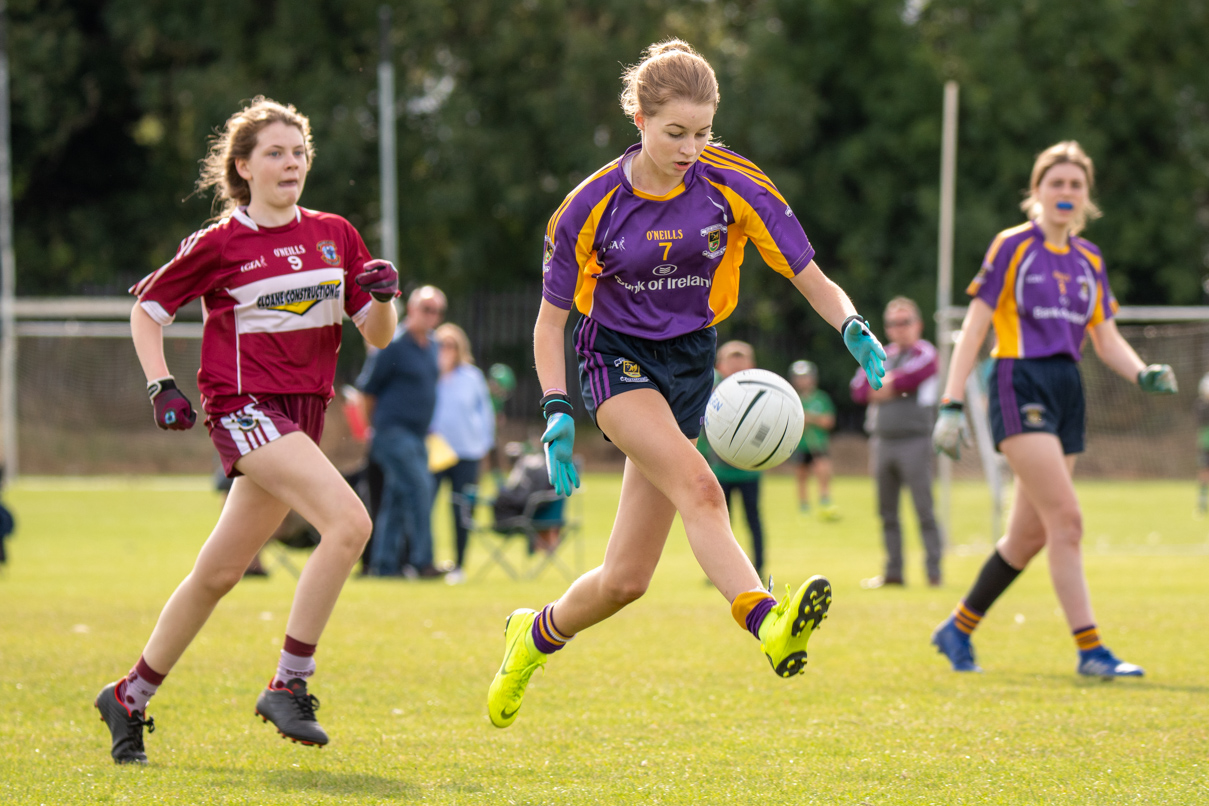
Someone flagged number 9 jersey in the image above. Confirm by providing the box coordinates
[131,206,378,415]
[541,143,815,341]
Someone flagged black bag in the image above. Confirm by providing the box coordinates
[493,454,553,525]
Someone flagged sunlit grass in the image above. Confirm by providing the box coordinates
[1,474,1206,804]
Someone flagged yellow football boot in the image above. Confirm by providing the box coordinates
[487,608,547,728]
[759,576,832,677]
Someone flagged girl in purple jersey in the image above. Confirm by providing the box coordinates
[94,98,401,763]
[487,39,887,728]
[931,141,1176,678]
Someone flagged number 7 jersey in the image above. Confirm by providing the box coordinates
[131,206,377,415]
[541,143,815,341]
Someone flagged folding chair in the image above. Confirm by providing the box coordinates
[260,510,321,578]
[453,485,583,583]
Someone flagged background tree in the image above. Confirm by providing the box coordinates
[6,0,1209,421]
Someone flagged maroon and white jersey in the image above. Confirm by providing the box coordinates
[131,206,376,415]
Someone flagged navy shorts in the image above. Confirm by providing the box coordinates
[988,356,1085,455]
[573,317,716,440]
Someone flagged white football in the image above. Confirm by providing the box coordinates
[703,368,805,471]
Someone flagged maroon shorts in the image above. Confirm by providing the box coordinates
[206,394,328,477]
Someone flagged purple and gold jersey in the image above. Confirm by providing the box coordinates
[966,221,1118,361]
[541,143,815,340]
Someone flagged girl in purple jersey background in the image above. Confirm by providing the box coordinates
[487,39,887,729]
[94,98,400,763]
[931,141,1177,678]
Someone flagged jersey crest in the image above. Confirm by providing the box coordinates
[317,240,340,266]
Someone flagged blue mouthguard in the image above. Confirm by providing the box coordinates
[1057,201,1074,210]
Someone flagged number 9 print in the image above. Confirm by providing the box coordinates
[288,256,303,271]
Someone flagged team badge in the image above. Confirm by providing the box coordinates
[543,236,556,266]
[700,223,726,259]
[317,240,340,266]
[235,416,258,432]
[1020,403,1047,428]
[614,357,649,383]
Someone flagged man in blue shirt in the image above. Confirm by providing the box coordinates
[361,285,446,577]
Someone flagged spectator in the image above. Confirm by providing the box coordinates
[431,323,496,584]
[788,361,838,520]
[698,341,768,580]
[360,285,446,578]
[851,296,943,587]
[485,363,517,486]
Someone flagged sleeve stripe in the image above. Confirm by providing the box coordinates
[982,222,1034,268]
[709,181,802,276]
[547,159,622,240]
[1073,242,1103,273]
[696,152,787,206]
[703,145,761,172]
[131,221,222,297]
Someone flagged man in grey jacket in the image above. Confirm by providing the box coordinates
[851,297,943,587]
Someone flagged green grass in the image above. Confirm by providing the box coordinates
[1,473,1207,805]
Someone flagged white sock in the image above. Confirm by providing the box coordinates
[273,649,315,688]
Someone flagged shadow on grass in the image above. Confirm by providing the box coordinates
[189,766,422,800]
[995,672,1209,695]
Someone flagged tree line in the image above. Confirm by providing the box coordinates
[8,0,1209,402]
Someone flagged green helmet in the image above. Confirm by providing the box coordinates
[488,363,517,393]
[789,360,817,378]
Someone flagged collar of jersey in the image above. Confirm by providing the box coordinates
[234,205,303,233]
[1030,219,1071,254]
[619,143,692,201]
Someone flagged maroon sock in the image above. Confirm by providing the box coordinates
[119,655,166,714]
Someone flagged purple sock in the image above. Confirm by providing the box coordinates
[746,598,776,640]
[530,603,572,654]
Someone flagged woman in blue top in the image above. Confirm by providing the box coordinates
[931,141,1177,677]
[430,323,495,584]
[487,39,887,728]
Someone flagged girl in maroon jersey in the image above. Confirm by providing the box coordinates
[94,97,400,763]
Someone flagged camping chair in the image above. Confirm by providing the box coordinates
[453,483,583,583]
[260,510,321,578]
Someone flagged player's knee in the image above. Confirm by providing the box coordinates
[599,569,649,607]
[686,470,727,514]
[334,513,373,556]
[347,507,373,549]
[318,503,373,557]
[194,566,244,599]
[1048,506,1084,545]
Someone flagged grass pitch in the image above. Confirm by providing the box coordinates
[1,473,1206,805]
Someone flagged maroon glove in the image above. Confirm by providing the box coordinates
[147,377,197,431]
[355,259,401,302]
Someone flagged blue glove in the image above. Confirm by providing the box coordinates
[932,401,970,459]
[843,315,887,391]
[1137,364,1177,394]
[541,412,580,497]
